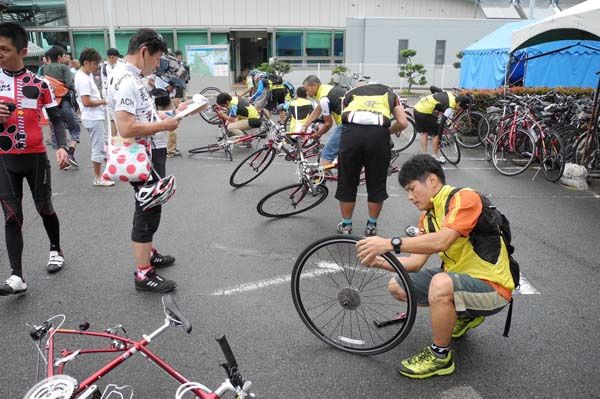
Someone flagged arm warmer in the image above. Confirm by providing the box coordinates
[46,106,68,149]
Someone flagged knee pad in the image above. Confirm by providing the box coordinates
[131,207,161,243]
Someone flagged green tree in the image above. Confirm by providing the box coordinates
[453,51,464,69]
[257,60,292,77]
[329,65,349,85]
[398,49,427,94]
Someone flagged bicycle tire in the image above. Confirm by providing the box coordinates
[439,133,461,165]
[477,111,501,144]
[574,133,600,178]
[390,117,417,152]
[199,87,223,125]
[492,128,535,176]
[454,111,484,149]
[291,235,416,356]
[257,183,328,218]
[188,143,223,155]
[229,147,276,187]
[541,131,565,182]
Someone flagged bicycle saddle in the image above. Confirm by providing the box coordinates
[163,295,193,333]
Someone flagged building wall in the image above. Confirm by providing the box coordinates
[66,0,484,29]
[346,17,517,88]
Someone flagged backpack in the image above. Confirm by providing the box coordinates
[443,187,520,337]
[267,73,283,86]
[44,75,69,105]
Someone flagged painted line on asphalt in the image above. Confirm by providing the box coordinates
[517,274,540,295]
[208,261,341,296]
[208,242,296,262]
[441,386,483,399]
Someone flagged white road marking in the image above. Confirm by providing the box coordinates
[208,261,342,296]
[516,274,540,295]
[441,386,483,399]
[209,242,297,261]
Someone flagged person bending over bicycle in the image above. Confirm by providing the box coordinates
[300,75,347,167]
[0,23,71,295]
[355,154,514,379]
[413,91,471,164]
[216,93,262,140]
[287,87,314,134]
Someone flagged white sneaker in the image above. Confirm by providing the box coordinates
[0,275,27,296]
[93,178,115,187]
[436,155,446,164]
[47,251,65,274]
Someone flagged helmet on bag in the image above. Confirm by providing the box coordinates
[135,175,177,211]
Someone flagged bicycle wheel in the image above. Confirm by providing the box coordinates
[291,235,416,356]
[229,147,276,187]
[541,132,565,182]
[454,111,484,148]
[477,111,501,144]
[199,87,223,125]
[188,143,223,155]
[390,117,417,152]
[439,132,461,165]
[574,134,600,178]
[257,183,328,218]
[492,128,535,176]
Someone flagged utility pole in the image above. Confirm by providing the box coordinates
[528,0,536,19]
[106,0,116,48]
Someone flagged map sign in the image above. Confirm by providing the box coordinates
[186,45,230,77]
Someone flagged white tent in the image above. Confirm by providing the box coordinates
[26,41,46,58]
[511,0,600,52]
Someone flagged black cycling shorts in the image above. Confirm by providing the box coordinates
[335,124,391,203]
[266,88,287,111]
[413,110,440,136]
[0,153,52,201]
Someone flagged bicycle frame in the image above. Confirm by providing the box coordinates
[42,319,230,399]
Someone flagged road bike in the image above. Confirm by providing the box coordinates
[256,133,404,218]
[291,234,417,355]
[23,296,254,399]
[198,87,224,125]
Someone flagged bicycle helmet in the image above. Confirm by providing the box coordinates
[135,175,177,211]
[456,94,473,109]
[283,81,295,98]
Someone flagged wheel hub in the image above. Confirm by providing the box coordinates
[337,287,361,310]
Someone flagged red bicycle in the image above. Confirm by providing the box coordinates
[24,296,255,399]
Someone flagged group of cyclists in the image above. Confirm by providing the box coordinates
[0,23,516,382]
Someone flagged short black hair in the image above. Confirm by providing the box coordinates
[64,52,72,58]
[79,48,102,65]
[0,22,28,52]
[174,50,182,57]
[398,154,446,187]
[216,92,232,106]
[127,29,168,56]
[296,87,307,98]
[303,75,320,85]
[46,46,65,62]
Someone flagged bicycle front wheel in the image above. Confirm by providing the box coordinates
[257,183,328,218]
[230,147,276,187]
[541,132,565,182]
[188,143,222,155]
[391,117,417,152]
[492,128,535,176]
[292,235,416,355]
[454,111,484,148]
[440,133,461,165]
[199,87,223,125]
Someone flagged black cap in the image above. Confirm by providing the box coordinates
[107,48,121,57]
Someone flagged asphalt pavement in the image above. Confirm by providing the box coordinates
[1,115,599,399]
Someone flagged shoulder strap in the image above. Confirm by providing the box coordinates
[443,187,463,215]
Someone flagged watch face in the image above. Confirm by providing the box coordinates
[392,237,401,246]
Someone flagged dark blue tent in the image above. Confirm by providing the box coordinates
[460,20,600,89]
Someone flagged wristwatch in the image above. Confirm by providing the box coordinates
[391,237,402,254]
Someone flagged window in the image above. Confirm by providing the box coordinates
[334,32,344,57]
[73,32,106,58]
[306,31,331,57]
[276,31,302,57]
[0,0,68,26]
[211,33,229,45]
[398,40,409,64]
[435,40,446,65]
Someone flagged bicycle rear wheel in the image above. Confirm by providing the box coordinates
[257,183,328,218]
[291,235,416,355]
[492,128,535,176]
[541,132,565,182]
[229,147,276,187]
[454,111,484,148]
[390,117,417,152]
[439,133,461,165]
[574,134,600,178]
[199,87,223,125]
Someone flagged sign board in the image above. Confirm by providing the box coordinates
[185,45,230,77]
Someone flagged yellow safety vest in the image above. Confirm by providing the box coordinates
[315,84,344,125]
[414,91,457,115]
[231,96,260,120]
[289,97,314,133]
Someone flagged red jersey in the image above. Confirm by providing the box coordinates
[0,68,57,154]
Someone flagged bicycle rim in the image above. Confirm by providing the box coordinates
[291,235,416,355]
[199,87,223,125]
[440,134,461,165]
[541,132,565,182]
[455,112,483,148]
[188,144,222,155]
[492,129,535,176]
[257,183,329,218]
[229,147,275,187]
[391,118,417,152]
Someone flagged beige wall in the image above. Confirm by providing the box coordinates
[66,0,482,29]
